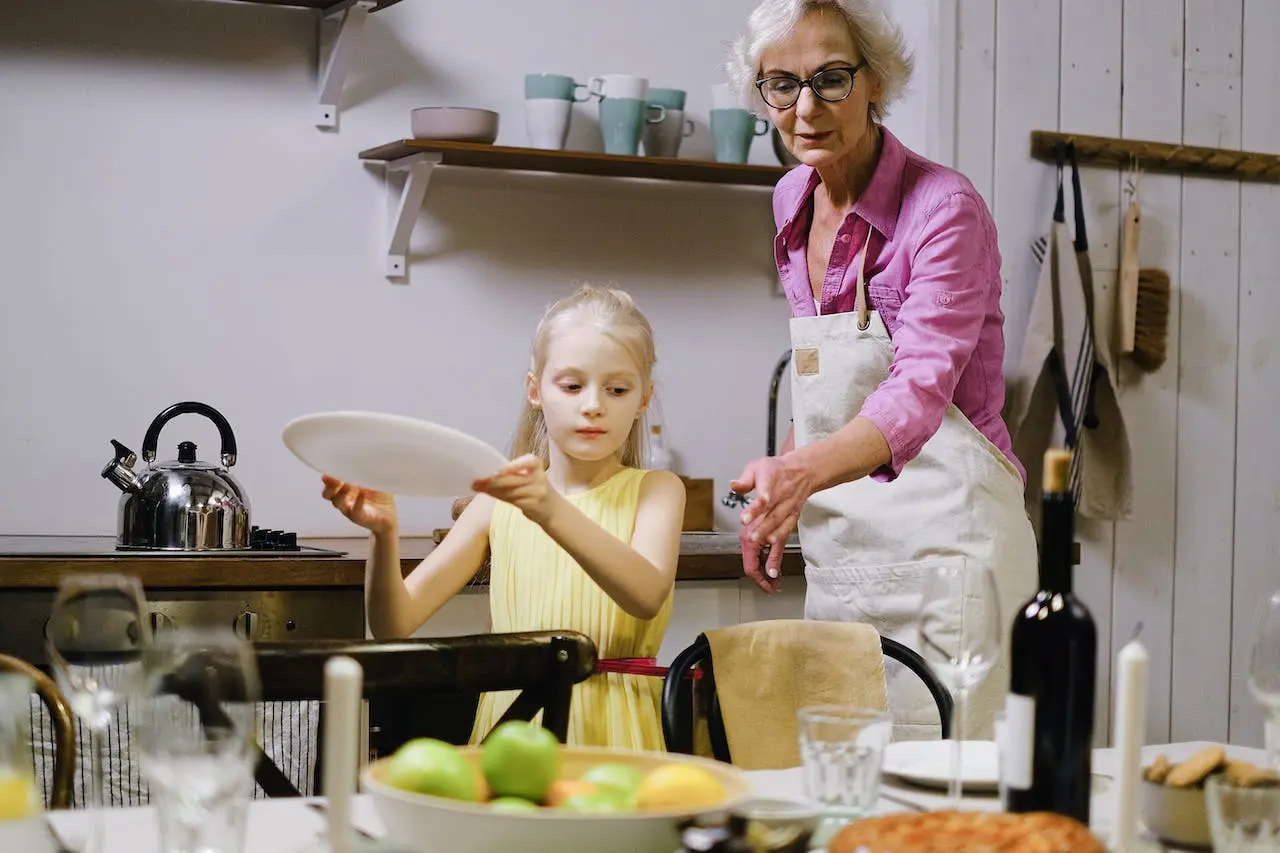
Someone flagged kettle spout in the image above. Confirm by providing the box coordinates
[101,439,142,493]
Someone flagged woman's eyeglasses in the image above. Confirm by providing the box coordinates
[755,61,866,110]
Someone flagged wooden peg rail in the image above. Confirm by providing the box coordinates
[1030,130,1280,184]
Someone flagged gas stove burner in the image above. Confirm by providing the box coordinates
[249,526,301,551]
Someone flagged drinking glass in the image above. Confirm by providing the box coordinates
[796,705,892,819]
[1248,590,1280,772]
[1206,774,1280,852]
[132,627,260,853]
[45,573,151,852]
[916,559,1002,807]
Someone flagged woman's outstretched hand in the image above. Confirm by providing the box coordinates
[472,454,557,527]
[321,475,398,535]
[730,454,814,594]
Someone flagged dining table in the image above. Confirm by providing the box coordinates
[42,740,1270,852]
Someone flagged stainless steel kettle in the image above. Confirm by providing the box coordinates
[100,402,252,551]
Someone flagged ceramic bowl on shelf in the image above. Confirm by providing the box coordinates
[409,107,500,143]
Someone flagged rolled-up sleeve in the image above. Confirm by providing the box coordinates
[858,191,993,481]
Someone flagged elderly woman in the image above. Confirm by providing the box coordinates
[725,0,1038,741]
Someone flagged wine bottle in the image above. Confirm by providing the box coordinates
[1003,448,1097,824]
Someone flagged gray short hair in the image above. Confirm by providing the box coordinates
[726,0,915,122]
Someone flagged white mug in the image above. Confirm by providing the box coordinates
[711,82,740,111]
[525,99,573,150]
[589,74,649,101]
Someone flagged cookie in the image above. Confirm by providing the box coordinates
[1144,754,1172,783]
[1225,759,1280,788]
[1164,746,1226,788]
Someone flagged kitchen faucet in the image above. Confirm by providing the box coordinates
[723,347,794,510]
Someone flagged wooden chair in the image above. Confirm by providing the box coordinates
[241,630,598,797]
[660,633,954,760]
[0,653,76,809]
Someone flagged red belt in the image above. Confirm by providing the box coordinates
[594,657,702,679]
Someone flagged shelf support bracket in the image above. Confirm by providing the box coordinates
[316,0,377,130]
[384,152,442,279]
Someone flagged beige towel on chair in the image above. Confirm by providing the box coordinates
[702,619,888,770]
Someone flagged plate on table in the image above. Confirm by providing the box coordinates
[880,740,1001,793]
[282,411,508,498]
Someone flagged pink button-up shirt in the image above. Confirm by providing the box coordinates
[774,126,1025,484]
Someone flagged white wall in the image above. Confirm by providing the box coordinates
[956,0,1279,751]
[0,0,938,538]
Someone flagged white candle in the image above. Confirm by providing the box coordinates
[323,655,364,853]
[1112,640,1149,852]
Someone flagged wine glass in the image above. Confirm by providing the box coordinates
[916,559,1002,808]
[1248,590,1280,772]
[132,627,260,853]
[45,573,151,852]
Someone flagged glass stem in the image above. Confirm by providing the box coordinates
[1266,712,1279,773]
[949,690,967,809]
[88,723,106,853]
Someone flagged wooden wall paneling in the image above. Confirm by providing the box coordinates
[992,0,1061,369]
[1113,0,1185,747]
[1058,0,1122,748]
[955,0,996,207]
[1172,0,1243,744]
[1229,0,1280,749]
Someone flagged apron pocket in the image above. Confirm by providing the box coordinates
[804,557,964,740]
[803,556,963,626]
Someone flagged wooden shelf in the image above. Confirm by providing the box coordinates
[358,139,790,187]
[360,139,790,281]
[1031,129,1280,184]
[232,0,403,9]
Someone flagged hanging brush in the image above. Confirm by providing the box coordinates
[1117,164,1171,373]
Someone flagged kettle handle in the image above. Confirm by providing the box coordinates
[141,402,239,467]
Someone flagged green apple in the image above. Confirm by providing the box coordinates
[489,796,540,812]
[383,738,479,802]
[579,763,645,801]
[555,791,631,813]
[481,721,561,801]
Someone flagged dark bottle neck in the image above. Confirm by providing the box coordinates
[1039,492,1074,594]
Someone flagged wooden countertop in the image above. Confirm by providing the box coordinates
[0,535,804,590]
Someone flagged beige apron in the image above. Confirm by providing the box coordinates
[792,242,1038,742]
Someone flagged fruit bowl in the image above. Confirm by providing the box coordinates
[362,744,753,853]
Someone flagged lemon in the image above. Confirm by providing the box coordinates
[634,764,726,810]
[0,772,37,821]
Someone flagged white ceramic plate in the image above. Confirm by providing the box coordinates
[281,411,509,498]
[880,740,1001,792]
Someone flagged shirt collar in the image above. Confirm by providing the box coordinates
[777,125,907,242]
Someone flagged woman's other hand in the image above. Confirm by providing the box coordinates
[472,454,557,527]
[322,475,398,535]
[729,454,814,593]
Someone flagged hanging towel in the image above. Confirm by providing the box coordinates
[1005,143,1133,521]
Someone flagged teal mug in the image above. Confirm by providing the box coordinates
[524,73,590,150]
[710,108,770,164]
[524,73,590,102]
[600,98,666,156]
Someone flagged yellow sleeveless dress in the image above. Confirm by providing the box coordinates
[468,467,673,751]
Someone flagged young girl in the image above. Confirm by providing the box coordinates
[321,284,686,751]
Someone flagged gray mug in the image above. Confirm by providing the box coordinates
[642,87,695,158]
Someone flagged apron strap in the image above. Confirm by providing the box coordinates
[854,229,871,331]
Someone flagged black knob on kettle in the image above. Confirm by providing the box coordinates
[177,441,197,464]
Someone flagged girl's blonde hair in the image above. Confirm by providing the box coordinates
[510,284,657,468]
[726,0,915,123]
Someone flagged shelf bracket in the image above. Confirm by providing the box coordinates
[384,152,442,278]
[315,0,377,130]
